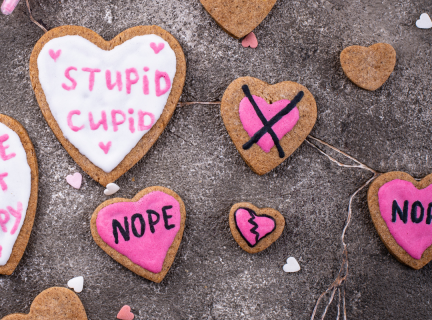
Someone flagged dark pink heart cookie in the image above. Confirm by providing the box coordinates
[234,208,276,247]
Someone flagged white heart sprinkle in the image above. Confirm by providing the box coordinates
[104,182,120,196]
[283,257,301,273]
[416,13,432,29]
[67,276,84,293]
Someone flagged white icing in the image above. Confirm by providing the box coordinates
[0,122,31,266]
[37,34,177,172]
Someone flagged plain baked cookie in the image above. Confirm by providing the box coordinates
[29,25,186,186]
[1,287,87,320]
[91,186,186,283]
[0,114,38,275]
[221,77,317,175]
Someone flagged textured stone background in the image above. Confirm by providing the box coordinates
[1,0,432,319]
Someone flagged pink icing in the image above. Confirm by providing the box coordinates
[0,209,9,233]
[49,49,61,62]
[155,70,171,97]
[150,42,165,54]
[99,142,112,154]
[89,111,108,131]
[239,95,300,153]
[234,208,276,247]
[8,202,22,235]
[62,67,77,91]
[144,67,150,72]
[67,110,84,132]
[106,70,123,91]
[82,68,101,91]
[378,179,432,260]
[111,110,126,132]
[125,68,139,94]
[96,191,181,273]
[0,172,8,191]
[138,111,155,131]
[0,134,16,161]
[143,74,149,95]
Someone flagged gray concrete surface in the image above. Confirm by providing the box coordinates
[1,0,432,319]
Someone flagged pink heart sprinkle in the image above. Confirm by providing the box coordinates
[1,0,20,15]
[378,180,432,260]
[239,95,299,153]
[49,49,61,62]
[99,141,112,154]
[235,208,276,247]
[66,172,82,189]
[117,305,134,320]
[242,32,258,49]
[150,42,165,54]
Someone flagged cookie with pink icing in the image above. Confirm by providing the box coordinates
[368,171,432,269]
[229,202,285,254]
[29,26,186,186]
[221,77,317,175]
[0,114,38,275]
[90,186,186,283]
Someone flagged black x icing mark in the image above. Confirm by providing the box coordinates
[241,85,304,158]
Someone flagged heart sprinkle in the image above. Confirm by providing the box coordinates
[67,276,84,293]
[241,32,258,48]
[104,183,120,196]
[1,0,20,15]
[283,257,301,273]
[66,172,82,189]
[416,13,432,29]
[117,305,134,320]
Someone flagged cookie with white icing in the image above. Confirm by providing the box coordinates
[29,26,186,186]
[0,114,38,275]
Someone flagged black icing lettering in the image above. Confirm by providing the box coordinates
[112,217,130,244]
[131,213,145,238]
[411,201,425,223]
[162,205,175,230]
[147,210,160,233]
[427,203,432,225]
[392,200,408,224]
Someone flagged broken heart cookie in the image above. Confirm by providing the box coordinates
[368,171,432,269]
[229,202,285,253]
[221,77,317,175]
[29,26,186,186]
[340,43,396,91]
[1,287,87,320]
[91,186,186,283]
[0,114,38,275]
[200,0,277,39]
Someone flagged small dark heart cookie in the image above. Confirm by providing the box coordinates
[340,43,396,91]
[229,202,285,254]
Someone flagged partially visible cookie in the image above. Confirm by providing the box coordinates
[221,77,317,175]
[340,43,396,91]
[368,171,432,269]
[1,287,87,320]
[91,186,186,283]
[229,202,285,254]
[199,0,277,39]
[0,114,38,275]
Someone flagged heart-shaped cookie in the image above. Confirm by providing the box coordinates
[229,202,285,253]
[368,171,432,269]
[200,0,277,39]
[340,43,396,91]
[91,186,186,283]
[29,26,186,186]
[221,77,317,175]
[0,114,38,275]
[1,287,87,320]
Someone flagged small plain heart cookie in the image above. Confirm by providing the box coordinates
[340,43,396,91]
[368,172,432,269]
[1,287,88,320]
[229,202,285,253]
[0,114,38,276]
[91,186,186,283]
[29,26,186,186]
[200,0,277,39]
[221,77,317,175]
